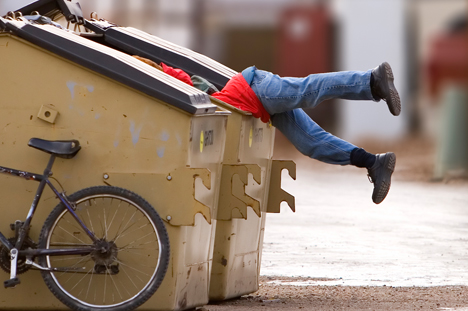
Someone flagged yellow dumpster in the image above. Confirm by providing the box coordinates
[81,19,297,300]
[0,12,228,311]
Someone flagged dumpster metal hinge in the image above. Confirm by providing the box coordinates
[217,164,261,220]
[102,168,212,226]
[267,160,296,213]
[57,0,85,25]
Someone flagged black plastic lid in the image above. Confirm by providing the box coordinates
[86,20,234,91]
[1,18,217,115]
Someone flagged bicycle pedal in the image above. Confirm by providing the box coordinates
[4,277,20,288]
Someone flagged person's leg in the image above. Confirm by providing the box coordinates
[248,62,400,116]
[272,109,396,204]
[251,70,374,115]
[271,109,356,165]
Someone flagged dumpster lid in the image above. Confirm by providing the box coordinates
[0,17,218,115]
[86,20,237,91]
[11,0,236,91]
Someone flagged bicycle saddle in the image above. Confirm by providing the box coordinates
[28,138,81,159]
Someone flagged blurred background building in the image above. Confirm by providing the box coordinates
[1,0,468,175]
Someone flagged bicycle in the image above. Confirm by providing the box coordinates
[0,138,170,311]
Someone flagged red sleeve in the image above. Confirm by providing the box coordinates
[211,73,270,123]
[161,63,194,86]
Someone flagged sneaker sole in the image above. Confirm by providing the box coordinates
[372,152,396,204]
[383,62,401,116]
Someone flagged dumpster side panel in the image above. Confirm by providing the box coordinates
[141,114,227,310]
[142,217,213,311]
[210,116,276,300]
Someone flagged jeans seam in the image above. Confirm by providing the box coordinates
[284,111,352,158]
[262,82,368,100]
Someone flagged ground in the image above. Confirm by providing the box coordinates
[200,134,468,311]
[204,276,468,310]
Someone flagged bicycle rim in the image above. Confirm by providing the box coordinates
[43,194,162,309]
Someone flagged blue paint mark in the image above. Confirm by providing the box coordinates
[157,147,165,158]
[129,121,143,146]
[161,131,169,141]
[67,81,77,99]
[114,140,119,148]
[95,113,101,119]
[67,82,94,111]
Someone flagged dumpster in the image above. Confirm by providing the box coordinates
[78,13,297,300]
[0,5,229,310]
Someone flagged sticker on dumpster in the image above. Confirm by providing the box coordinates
[249,127,263,147]
[200,130,214,152]
[200,131,204,152]
[254,128,263,144]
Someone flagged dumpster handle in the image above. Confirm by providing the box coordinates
[266,160,296,213]
[217,164,261,220]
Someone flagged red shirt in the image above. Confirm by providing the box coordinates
[161,63,194,86]
[161,64,270,123]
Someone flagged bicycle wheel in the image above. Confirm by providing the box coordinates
[38,186,170,311]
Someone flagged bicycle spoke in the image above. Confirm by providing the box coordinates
[119,231,157,250]
[60,215,90,238]
[103,266,108,304]
[109,202,134,242]
[55,225,89,245]
[116,222,152,242]
[67,264,95,291]
[133,273,145,285]
[112,207,140,242]
[119,238,159,251]
[106,264,123,303]
[103,198,108,240]
[118,249,157,259]
[85,269,93,301]
[119,262,140,291]
[39,188,169,309]
[113,259,154,278]
[106,199,123,240]
[85,206,95,235]
[115,270,133,297]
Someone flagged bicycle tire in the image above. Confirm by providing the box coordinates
[38,186,170,311]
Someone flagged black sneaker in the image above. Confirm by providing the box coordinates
[371,62,401,116]
[367,152,396,204]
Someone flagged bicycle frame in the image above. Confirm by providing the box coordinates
[0,154,97,258]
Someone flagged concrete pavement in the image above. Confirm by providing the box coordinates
[261,156,468,287]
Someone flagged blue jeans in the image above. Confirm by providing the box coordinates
[244,67,374,165]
